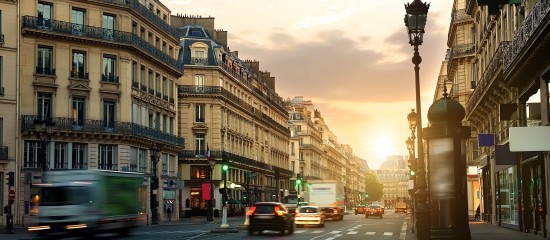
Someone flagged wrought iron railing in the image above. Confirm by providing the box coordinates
[169,97,174,103]
[466,41,510,113]
[216,60,287,114]
[21,115,184,147]
[36,66,55,75]
[190,57,209,65]
[140,84,147,91]
[102,0,180,39]
[23,16,181,72]
[101,74,119,83]
[132,80,139,88]
[70,71,89,79]
[179,150,292,176]
[503,0,550,70]
[0,146,8,160]
[178,85,289,134]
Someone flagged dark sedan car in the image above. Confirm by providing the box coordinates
[247,202,294,236]
[354,205,366,215]
[365,204,384,218]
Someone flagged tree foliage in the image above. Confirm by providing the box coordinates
[364,171,383,202]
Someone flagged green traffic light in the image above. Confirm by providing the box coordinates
[222,164,229,171]
[296,179,302,184]
[410,170,416,176]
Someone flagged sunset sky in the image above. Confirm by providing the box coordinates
[163,0,455,169]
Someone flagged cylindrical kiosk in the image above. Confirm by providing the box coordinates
[423,92,471,240]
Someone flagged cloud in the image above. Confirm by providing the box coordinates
[292,7,359,29]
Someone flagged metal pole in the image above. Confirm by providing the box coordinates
[412,43,430,240]
[221,166,229,227]
[207,163,214,221]
[151,151,159,225]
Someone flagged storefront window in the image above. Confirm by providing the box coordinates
[498,166,518,225]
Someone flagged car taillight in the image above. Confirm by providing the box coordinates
[246,206,256,216]
[274,206,285,216]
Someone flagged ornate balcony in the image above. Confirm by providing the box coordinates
[103,0,179,39]
[22,16,182,74]
[179,150,293,177]
[178,85,289,134]
[466,41,510,114]
[503,0,550,71]
[21,115,184,147]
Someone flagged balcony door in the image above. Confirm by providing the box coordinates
[71,8,85,35]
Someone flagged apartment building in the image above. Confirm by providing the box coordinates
[286,96,368,206]
[459,0,549,236]
[0,0,18,226]
[171,15,292,216]
[18,0,184,225]
[438,0,480,221]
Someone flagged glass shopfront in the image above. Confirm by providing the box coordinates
[497,166,519,227]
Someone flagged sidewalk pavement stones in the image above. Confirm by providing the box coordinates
[405,220,546,240]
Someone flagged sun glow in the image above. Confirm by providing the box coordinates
[371,136,395,159]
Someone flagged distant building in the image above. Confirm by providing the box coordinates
[379,155,406,170]
[375,155,408,206]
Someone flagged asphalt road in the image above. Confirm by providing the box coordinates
[5,212,408,240]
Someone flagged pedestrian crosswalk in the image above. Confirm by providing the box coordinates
[293,229,395,235]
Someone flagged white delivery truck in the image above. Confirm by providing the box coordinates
[28,170,146,237]
[303,180,345,220]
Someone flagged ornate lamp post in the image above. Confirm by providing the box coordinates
[150,144,161,225]
[207,157,216,222]
[405,136,415,233]
[34,116,55,174]
[404,0,430,239]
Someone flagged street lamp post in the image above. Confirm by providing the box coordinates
[406,136,416,233]
[150,144,161,225]
[207,157,216,222]
[404,0,430,239]
[33,116,55,176]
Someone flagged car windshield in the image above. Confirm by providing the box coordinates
[299,207,319,213]
[368,205,380,209]
[40,186,91,206]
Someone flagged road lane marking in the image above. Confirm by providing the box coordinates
[384,232,393,235]
[330,231,341,234]
[366,232,375,235]
[312,230,324,233]
[295,230,307,233]
[346,231,358,234]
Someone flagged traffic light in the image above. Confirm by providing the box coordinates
[222,159,229,172]
[6,172,15,187]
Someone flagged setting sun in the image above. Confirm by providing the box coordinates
[371,135,396,159]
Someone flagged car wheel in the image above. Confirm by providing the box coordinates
[288,223,294,234]
[320,222,325,227]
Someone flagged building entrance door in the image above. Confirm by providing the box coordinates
[522,156,546,237]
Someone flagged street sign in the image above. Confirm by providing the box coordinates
[8,190,15,200]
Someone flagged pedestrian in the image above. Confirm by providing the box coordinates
[166,206,172,223]
[475,204,480,221]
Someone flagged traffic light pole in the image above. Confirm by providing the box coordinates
[221,160,229,228]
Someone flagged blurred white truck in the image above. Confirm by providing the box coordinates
[28,170,146,237]
[303,180,345,220]
[395,200,408,213]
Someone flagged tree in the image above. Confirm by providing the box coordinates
[364,171,383,202]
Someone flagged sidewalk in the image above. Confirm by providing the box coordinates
[0,215,246,239]
[405,221,545,240]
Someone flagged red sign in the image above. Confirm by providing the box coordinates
[8,190,15,200]
[202,183,211,200]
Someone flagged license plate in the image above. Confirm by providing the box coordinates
[256,215,274,219]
